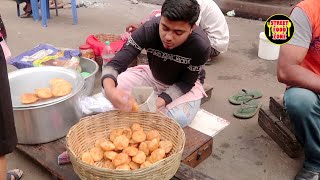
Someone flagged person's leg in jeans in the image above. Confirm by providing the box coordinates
[163,99,201,128]
[284,88,320,174]
[205,47,220,65]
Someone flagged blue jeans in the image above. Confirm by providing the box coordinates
[284,88,320,172]
[165,99,201,128]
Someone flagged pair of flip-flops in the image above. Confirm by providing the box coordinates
[228,89,262,119]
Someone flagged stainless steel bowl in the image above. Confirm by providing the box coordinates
[80,57,99,96]
[9,66,85,144]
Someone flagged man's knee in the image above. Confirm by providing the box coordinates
[166,100,201,128]
[284,88,318,116]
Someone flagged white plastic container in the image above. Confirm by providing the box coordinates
[131,86,157,112]
[258,32,280,60]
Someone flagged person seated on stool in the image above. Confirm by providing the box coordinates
[102,0,211,128]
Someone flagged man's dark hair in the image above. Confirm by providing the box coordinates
[161,0,200,26]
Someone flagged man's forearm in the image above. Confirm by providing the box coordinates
[103,78,116,98]
[279,65,320,93]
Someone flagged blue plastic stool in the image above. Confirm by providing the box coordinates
[39,0,78,27]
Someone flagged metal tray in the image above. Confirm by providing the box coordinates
[9,66,84,108]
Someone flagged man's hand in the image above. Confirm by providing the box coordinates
[156,97,166,110]
[126,23,140,33]
[103,78,136,111]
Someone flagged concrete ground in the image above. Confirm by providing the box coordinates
[1,0,303,179]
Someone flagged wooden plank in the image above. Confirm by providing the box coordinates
[258,106,302,158]
[269,96,293,132]
[16,139,79,180]
[16,126,213,179]
[174,163,215,180]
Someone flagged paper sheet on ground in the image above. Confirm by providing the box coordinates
[188,109,230,137]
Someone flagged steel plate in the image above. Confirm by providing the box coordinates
[9,66,84,108]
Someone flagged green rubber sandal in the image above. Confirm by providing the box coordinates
[228,89,262,105]
[233,99,262,119]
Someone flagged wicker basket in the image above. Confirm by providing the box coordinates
[66,111,185,180]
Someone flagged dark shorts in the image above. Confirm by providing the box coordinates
[0,45,17,156]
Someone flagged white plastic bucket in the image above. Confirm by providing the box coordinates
[258,32,280,60]
[131,86,157,112]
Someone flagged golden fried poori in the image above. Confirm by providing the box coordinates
[79,123,174,171]
[116,164,131,170]
[112,153,129,166]
[146,130,161,141]
[159,140,173,153]
[35,88,53,99]
[149,148,165,163]
[51,80,72,97]
[89,147,104,162]
[132,151,146,164]
[81,151,94,165]
[110,128,124,142]
[123,128,133,139]
[129,161,140,170]
[49,78,68,86]
[104,160,116,169]
[139,142,150,156]
[113,135,129,150]
[147,138,160,152]
[100,140,116,151]
[131,123,143,132]
[95,138,108,148]
[140,161,152,169]
[132,102,139,112]
[123,147,139,157]
[132,130,146,143]
[104,151,118,161]
[21,93,39,104]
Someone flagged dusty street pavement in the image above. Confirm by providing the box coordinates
[1,0,303,179]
